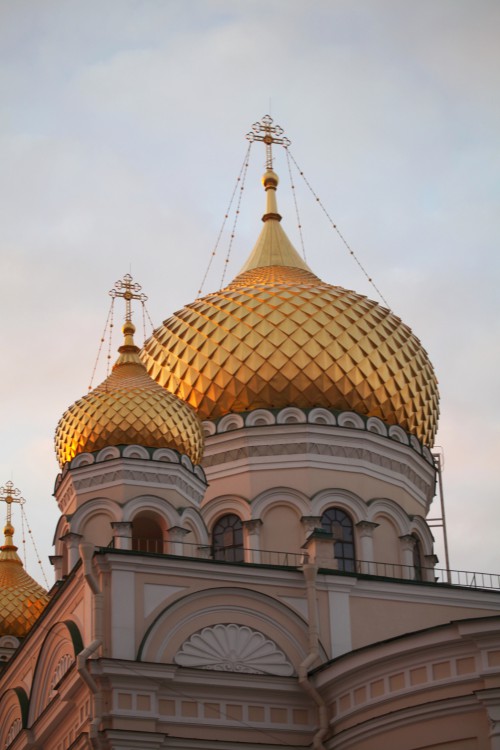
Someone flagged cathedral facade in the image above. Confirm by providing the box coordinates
[1,120,499,750]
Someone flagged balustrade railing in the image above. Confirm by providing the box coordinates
[106,538,500,591]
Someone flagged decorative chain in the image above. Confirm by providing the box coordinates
[285,147,307,263]
[286,149,390,309]
[21,505,49,588]
[198,142,252,296]
[89,298,115,390]
[220,146,251,288]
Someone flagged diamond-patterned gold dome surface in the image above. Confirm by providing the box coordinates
[55,322,204,467]
[0,524,50,638]
[142,171,439,446]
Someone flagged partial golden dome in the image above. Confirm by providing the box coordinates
[55,321,204,467]
[142,172,439,446]
[0,523,50,638]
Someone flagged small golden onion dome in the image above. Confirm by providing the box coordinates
[0,523,50,638]
[54,321,204,468]
[142,172,439,446]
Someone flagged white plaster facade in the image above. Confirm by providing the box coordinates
[1,406,500,749]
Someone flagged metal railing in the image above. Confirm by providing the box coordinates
[107,538,500,591]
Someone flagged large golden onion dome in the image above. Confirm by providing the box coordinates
[142,169,439,446]
[55,320,204,467]
[0,522,50,638]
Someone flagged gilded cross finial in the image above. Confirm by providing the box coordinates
[0,481,25,526]
[246,115,291,170]
[109,273,148,323]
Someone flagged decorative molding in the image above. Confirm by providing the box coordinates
[174,624,294,676]
[49,653,74,693]
[5,718,22,746]
[203,406,431,460]
[202,438,435,506]
[55,456,207,515]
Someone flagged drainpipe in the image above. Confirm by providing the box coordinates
[299,563,329,750]
[77,542,103,748]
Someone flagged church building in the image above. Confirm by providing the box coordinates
[1,117,499,750]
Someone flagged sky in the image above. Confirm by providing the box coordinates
[0,0,499,585]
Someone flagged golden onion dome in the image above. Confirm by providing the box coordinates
[142,170,439,446]
[55,320,204,467]
[0,522,50,638]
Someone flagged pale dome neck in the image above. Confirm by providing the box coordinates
[237,169,312,276]
[0,522,23,565]
[114,320,144,369]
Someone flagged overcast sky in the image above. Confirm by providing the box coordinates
[1,0,499,585]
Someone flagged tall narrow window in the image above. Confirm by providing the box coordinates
[412,533,423,581]
[212,514,244,562]
[320,508,355,572]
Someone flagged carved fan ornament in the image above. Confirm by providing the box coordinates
[174,624,294,676]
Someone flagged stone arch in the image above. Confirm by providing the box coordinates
[137,586,323,672]
[28,620,83,727]
[122,444,150,460]
[201,495,251,529]
[276,407,307,424]
[367,498,412,536]
[245,409,276,427]
[409,515,435,558]
[71,452,95,468]
[368,499,413,572]
[337,411,365,429]
[53,514,71,559]
[179,507,209,548]
[366,417,387,437]
[0,687,28,749]
[388,425,410,445]
[251,488,309,558]
[70,496,121,548]
[217,414,245,432]
[309,407,336,426]
[123,496,179,555]
[201,420,216,437]
[251,487,310,519]
[122,494,180,528]
[95,446,121,463]
[151,447,180,463]
[311,489,368,524]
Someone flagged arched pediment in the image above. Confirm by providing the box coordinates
[0,687,28,749]
[201,494,251,527]
[312,489,367,523]
[122,494,180,527]
[28,620,83,726]
[367,497,413,536]
[251,487,310,519]
[138,586,323,671]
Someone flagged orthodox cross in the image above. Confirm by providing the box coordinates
[109,273,148,322]
[246,114,291,170]
[0,480,25,525]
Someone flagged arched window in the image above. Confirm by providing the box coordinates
[412,533,423,581]
[320,507,355,572]
[132,514,165,554]
[212,514,244,562]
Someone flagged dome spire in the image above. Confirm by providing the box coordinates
[0,481,24,564]
[240,115,311,274]
[109,273,147,367]
[0,481,50,637]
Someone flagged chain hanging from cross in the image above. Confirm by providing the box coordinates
[0,480,25,526]
[246,114,291,170]
[109,273,148,323]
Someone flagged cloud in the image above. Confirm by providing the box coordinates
[0,0,499,584]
